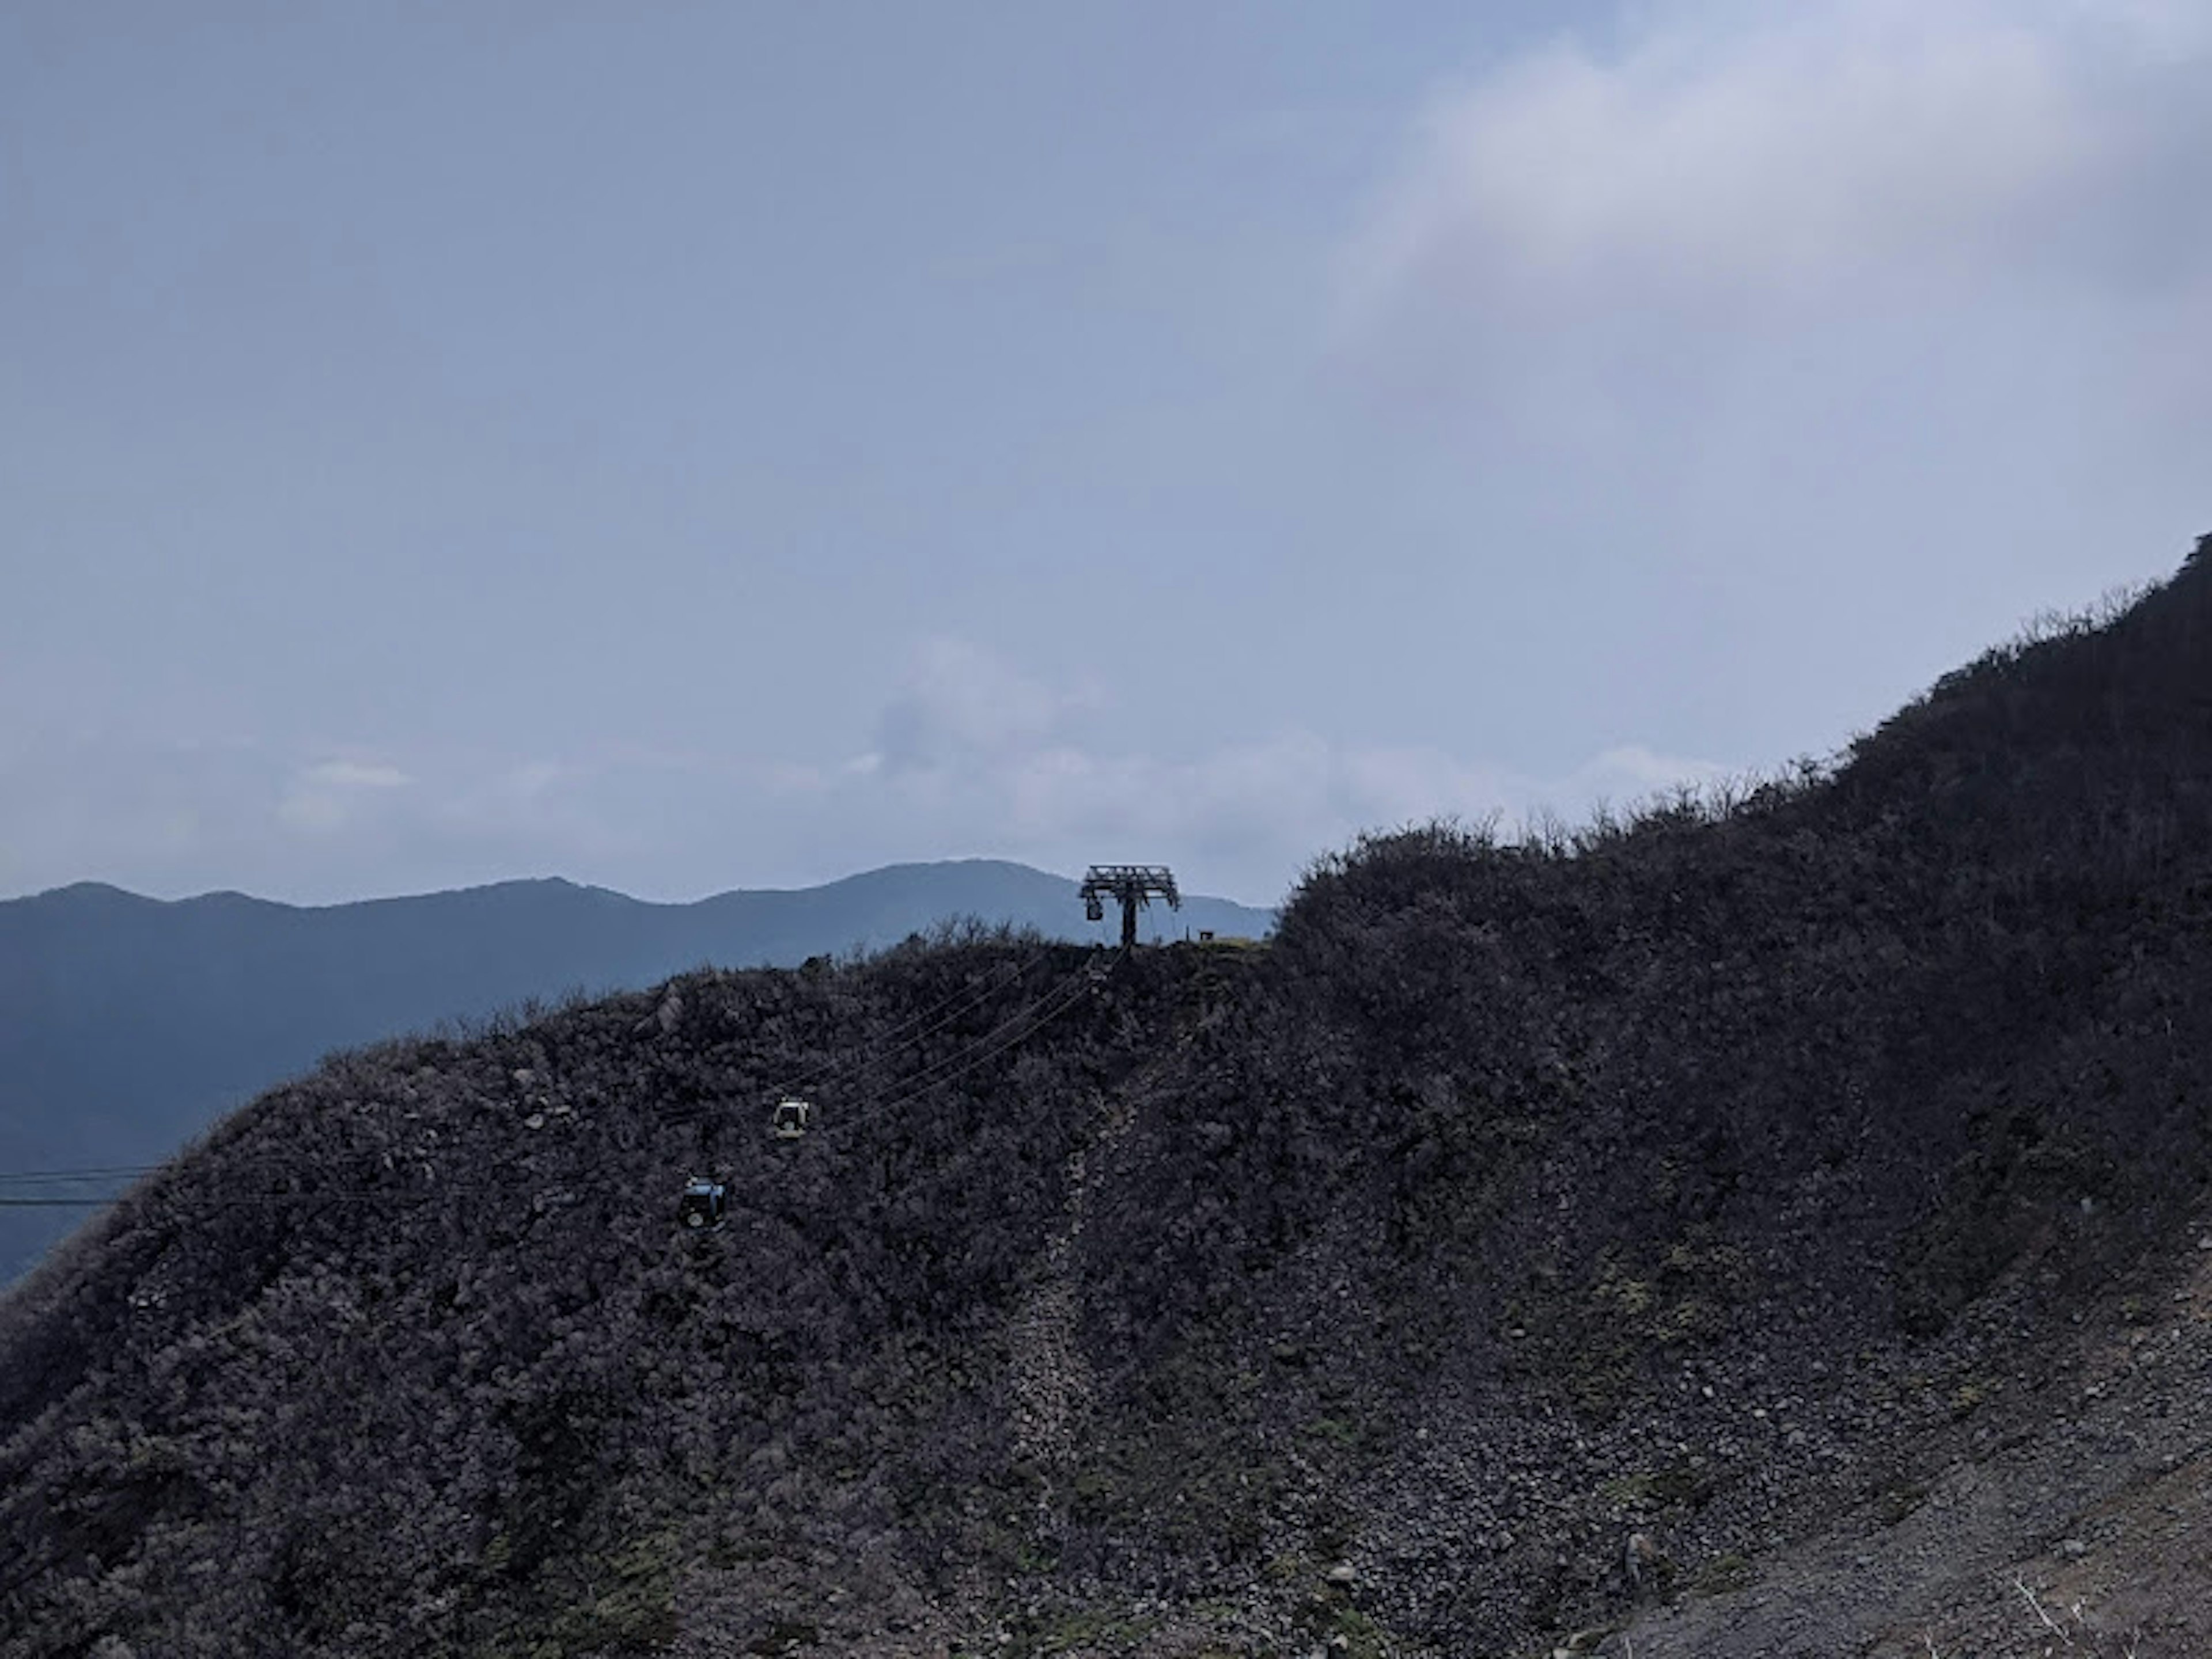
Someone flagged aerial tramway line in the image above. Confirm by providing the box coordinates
[4,960,1052,1194]
[672,948,1113,1229]
[0,867,1173,1232]
[0,960,1101,1225]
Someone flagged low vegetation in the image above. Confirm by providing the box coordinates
[4,540,2211,1656]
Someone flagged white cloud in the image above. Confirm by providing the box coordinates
[740,643,1738,903]
[276,757,411,834]
[1342,1,2212,346]
[0,654,1741,907]
[1354,12,2086,321]
[1322,0,2212,652]
[872,637,1099,771]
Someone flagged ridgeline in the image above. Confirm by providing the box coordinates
[6,544,2212,1657]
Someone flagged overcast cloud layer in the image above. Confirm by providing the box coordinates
[4,2,2206,906]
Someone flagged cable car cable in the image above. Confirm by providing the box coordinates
[765,953,1043,1100]
[836,969,1100,1132]
[639,952,1104,1138]
[0,951,1116,1214]
[0,954,1056,1196]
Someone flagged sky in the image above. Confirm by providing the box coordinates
[4,1,2207,909]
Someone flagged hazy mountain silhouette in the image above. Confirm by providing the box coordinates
[5,544,2212,1657]
[0,861,1272,1282]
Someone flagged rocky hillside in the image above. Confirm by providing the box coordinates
[4,543,2211,1658]
[0,861,1273,1284]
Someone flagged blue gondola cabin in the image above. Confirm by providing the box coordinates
[677,1176,727,1230]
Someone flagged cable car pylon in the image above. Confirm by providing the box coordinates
[1080,864,1180,950]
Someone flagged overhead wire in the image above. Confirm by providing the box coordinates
[0,949,1119,1212]
[823,964,1104,1135]
[636,949,1106,1138]
[0,1164,170,1181]
[766,952,1043,1101]
[0,1164,167,1205]
[0,950,1052,1199]
[237,960,1107,1211]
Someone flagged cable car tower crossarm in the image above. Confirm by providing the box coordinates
[1079,864,1180,950]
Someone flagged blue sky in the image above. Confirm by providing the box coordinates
[5,1,2207,906]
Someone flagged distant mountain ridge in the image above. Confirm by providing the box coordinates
[0,860,1274,1280]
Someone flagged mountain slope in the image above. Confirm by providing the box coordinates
[3,546,2211,1657]
[0,861,1273,1282]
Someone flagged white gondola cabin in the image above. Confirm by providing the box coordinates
[771,1098,812,1139]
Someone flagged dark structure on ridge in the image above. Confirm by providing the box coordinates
[1080,863,1180,950]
